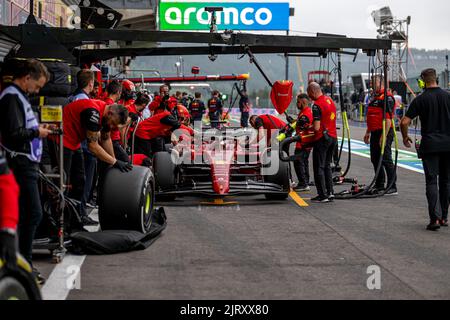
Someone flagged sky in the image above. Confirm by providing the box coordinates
[288,0,449,50]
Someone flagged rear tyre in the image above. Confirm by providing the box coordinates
[98,166,155,233]
[262,151,290,200]
[153,152,177,201]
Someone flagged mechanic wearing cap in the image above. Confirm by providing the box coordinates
[207,90,223,129]
[189,92,206,123]
[294,94,315,192]
[0,59,51,281]
[307,82,338,203]
[364,75,397,196]
[63,99,131,225]
[119,79,136,107]
[134,101,181,157]
[249,114,287,147]
[401,68,450,231]
[0,142,19,272]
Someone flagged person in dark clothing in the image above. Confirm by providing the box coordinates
[180,92,189,108]
[308,82,338,203]
[207,90,223,129]
[0,59,51,283]
[238,90,252,128]
[364,75,397,195]
[188,92,206,123]
[401,68,450,231]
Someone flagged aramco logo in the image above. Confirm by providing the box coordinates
[159,1,289,31]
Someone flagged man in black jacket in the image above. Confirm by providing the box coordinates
[401,68,450,231]
[0,59,51,283]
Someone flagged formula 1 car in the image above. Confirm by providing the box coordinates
[153,127,291,200]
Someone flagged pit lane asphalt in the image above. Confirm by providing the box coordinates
[67,149,450,299]
[36,124,450,300]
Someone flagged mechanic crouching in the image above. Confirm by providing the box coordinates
[307,82,338,203]
[249,114,287,147]
[0,59,51,283]
[134,101,181,157]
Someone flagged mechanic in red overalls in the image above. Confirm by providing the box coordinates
[103,80,130,163]
[150,84,178,115]
[118,79,136,107]
[125,93,151,150]
[103,80,122,105]
[293,94,315,192]
[364,75,397,195]
[0,141,19,271]
[307,82,338,203]
[63,99,132,218]
[249,114,287,147]
[134,102,181,157]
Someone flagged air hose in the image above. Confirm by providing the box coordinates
[335,50,399,200]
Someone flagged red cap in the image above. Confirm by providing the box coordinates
[122,79,136,92]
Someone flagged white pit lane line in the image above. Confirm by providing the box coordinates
[41,210,99,300]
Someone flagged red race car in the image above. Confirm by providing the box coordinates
[153,127,291,201]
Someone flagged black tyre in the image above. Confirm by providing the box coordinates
[262,151,290,200]
[98,166,155,233]
[0,277,28,300]
[0,257,42,300]
[153,152,176,190]
[153,152,177,201]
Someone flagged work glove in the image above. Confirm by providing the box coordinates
[0,230,18,271]
[113,160,133,173]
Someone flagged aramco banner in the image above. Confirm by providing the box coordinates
[159,0,290,31]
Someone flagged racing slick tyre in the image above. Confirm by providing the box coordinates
[153,152,177,201]
[98,166,155,233]
[262,151,290,200]
[0,257,42,300]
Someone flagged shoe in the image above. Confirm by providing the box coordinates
[32,268,46,286]
[328,194,335,202]
[426,221,441,231]
[439,219,449,227]
[81,215,99,226]
[295,185,311,192]
[311,196,330,203]
[308,182,315,187]
[385,188,398,196]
